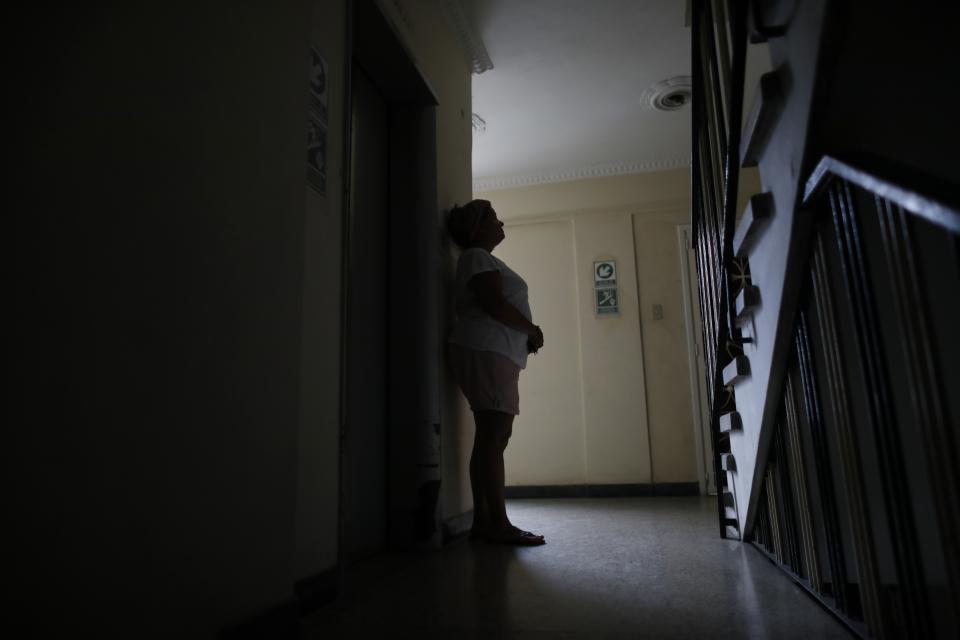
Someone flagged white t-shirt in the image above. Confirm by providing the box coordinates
[449,248,532,369]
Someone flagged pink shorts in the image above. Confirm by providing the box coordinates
[448,344,521,415]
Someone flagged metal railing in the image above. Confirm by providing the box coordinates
[752,155,960,637]
[691,0,749,537]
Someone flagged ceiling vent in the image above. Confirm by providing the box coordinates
[640,76,693,111]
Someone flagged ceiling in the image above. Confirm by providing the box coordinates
[466,0,694,191]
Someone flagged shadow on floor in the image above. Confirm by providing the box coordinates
[302,497,853,639]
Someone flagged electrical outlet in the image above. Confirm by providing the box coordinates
[653,304,664,320]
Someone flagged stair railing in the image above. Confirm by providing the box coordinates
[751,153,960,637]
[691,0,749,537]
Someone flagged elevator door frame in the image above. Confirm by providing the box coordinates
[339,0,440,568]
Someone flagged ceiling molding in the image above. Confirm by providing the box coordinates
[473,157,692,192]
[441,0,493,74]
[498,197,693,224]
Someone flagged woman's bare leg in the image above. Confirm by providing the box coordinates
[474,410,514,532]
[471,410,545,545]
[471,410,509,534]
[469,430,491,536]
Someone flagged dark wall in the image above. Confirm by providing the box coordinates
[13,4,312,636]
[814,2,960,186]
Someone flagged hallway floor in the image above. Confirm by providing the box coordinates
[301,497,853,639]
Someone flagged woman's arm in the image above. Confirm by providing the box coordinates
[468,270,542,348]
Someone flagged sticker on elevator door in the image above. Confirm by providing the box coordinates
[596,288,619,315]
[307,46,328,197]
[307,116,327,196]
[309,48,328,123]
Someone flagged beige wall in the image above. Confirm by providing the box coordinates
[499,221,587,484]
[575,213,653,483]
[478,168,760,488]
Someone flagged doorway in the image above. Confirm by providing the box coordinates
[677,224,715,495]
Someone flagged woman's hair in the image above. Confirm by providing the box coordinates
[446,199,490,249]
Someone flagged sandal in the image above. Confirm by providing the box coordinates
[487,529,546,546]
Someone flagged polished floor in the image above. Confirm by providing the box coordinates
[302,497,853,639]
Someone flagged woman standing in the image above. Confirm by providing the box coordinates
[447,199,546,546]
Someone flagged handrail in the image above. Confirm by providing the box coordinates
[803,154,960,234]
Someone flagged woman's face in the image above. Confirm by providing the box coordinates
[474,205,505,248]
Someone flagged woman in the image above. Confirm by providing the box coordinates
[447,199,546,546]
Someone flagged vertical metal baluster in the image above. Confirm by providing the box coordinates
[692,0,728,536]
[796,306,850,614]
[720,0,747,341]
[710,0,732,132]
[692,0,748,538]
[784,370,822,591]
[875,196,958,621]
[833,180,932,636]
[766,465,783,563]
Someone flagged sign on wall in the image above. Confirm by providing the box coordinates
[594,260,617,287]
[594,259,619,315]
[596,288,619,314]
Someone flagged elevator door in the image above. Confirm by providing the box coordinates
[345,66,389,559]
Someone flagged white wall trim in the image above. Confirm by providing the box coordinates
[474,157,692,192]
[499,199,691,226]
[441,0,494,74]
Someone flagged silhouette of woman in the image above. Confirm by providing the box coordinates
[447,199,546,546]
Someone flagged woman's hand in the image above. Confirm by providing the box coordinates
[527,325,544,354]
